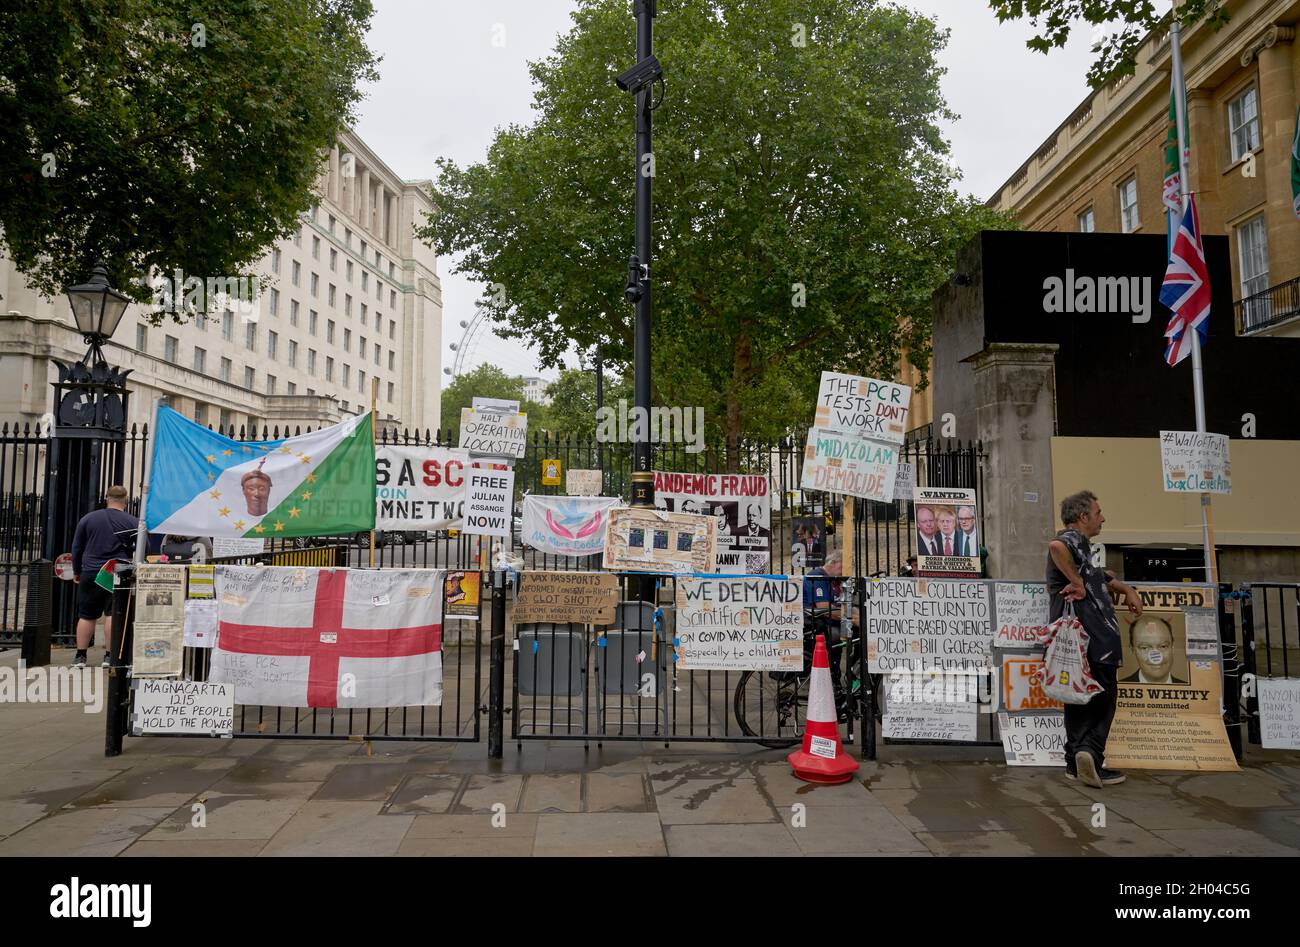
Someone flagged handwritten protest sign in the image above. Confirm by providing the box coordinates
[132,680,234,736]
[1259,678,1300,750]
[512,571,619,625]
[462,468,514,537]
[993,583,1051,648]
[864,578,993,674]
[893,462,915,501]
[800,428,899,502]
[813,371,912,445]
[375,445,468,530]
[567,469,602,496]
[1000,652,1063,712]
[654,471,770,574]
[674,576,802,671]
[883,702,978,742]
[459,408,527,459]
[603,507,716,574]
[998,712,1066,767]
[1160,430,1231,495]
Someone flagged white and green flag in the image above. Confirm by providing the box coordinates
[145,406,375,539]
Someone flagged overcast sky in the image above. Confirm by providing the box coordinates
[352,0,1097,383]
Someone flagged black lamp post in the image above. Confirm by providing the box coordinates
[65,261,132,364]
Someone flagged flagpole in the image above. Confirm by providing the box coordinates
[134,397,162,565]
[1170,13,1217,585]
[369,378,378,569]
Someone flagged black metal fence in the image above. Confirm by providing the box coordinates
[1239,582,1300,746]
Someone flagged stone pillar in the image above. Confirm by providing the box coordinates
[358,167,370,228]
[328,146,340,203]
[1252,27,1298,284]
[1186,88,1219,231]
[966,343,1060,581]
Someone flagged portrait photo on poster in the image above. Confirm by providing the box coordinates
[1119,611,1191,686]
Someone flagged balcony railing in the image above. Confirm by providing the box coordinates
[1236,276,1300,335]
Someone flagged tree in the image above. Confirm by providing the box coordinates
[544,366,634,439]
[439,364,550,441]
[424,0,1012,444]
[0,0,378,304]
[990,1,1230,88]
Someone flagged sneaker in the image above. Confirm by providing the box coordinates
[1063,765,1077,781]
[101,653,112,668]
[71,651,87,668]
[1098,767,1127,786]
[1074,749,1103,788]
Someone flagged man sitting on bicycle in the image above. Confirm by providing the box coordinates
[802,548,861,634]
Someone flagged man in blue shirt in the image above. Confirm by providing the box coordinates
[70,485,138,667]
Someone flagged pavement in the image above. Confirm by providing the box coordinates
[3,647,1300,857]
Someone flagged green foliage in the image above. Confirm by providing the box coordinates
[990,1,1230,88]
[544,366,634,439]
[439,363,551,440]
[424,0,1014,442]
[0,0,378,305]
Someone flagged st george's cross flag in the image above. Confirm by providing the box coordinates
[145,406,375,539]
[1159,194,1212,367]
[209,567,444,707]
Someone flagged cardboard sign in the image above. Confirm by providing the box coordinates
[1259,678,1300,750]
[800,428,899,502]
[654,471,770,574]
[1000,652,1063,712]
[375,445,469,530]
[864,578,993,674]
[998,712,1066,767]
[566,469,602,496]
[461,468,514,537]
[459,408,527,459]
[993,582,1050,648]
[883,702,978,742]
[674,576,802,671]
[511,571,619,625]
[603,507,716,574]
[892,462,915,502]
[813,371,912,445]
[132,680,234,736]
[1160,430,1231,494]
[541,458,562,486]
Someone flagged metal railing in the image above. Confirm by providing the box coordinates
[1236,275,1300,335]
[1239,582,1300,745]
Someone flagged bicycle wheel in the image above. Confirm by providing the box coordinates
[733,672,807,749]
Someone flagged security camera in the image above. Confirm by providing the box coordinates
[615,54,663,95]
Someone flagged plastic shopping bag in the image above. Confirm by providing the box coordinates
[1032,604,1103,705]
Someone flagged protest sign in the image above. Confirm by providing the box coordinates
[789,516,827,573]
[883,702,978,742]
[1104,583,1237,771]
[188,564,214,599]
[864,578,993,674]
[999,651,1062,712]
[521,495,621,557]
[998,712,1066,767]
[132,680,234,736]
[461,468,514,537]
[183,599,218,648]
[813,371,912,445]
[473,397,520,414]
[444,571,481,620]
[915,487,980,578]
[133,564,187,677]
[603,507,716,574]
[800,428,899,502]
[1258,678,1300,750]
[459,407,527,459]
[653,471,770,574]
[567,469,602,496]
[512,571,619,625]
[674,576,802,671]
[993,582,1051,648]
[541,458,561,486]
[212,537,265,558]
[1160,430,1231,495]
[893,462,915,501]
[375,445,468,530]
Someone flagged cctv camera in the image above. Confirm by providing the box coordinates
[615,54,663,95]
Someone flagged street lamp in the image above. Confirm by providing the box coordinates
[65,262,131,365]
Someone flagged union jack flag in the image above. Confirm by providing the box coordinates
[1159,195,1211,367]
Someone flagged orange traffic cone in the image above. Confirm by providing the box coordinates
[787,634,860,784]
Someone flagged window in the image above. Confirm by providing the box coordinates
[344,328,352,352]
[272,248,281,273]
[389,321,395,340]
[195,403,208,426]
[288,339,298,368]
[345,294,352,316]
[345,227,352,247]
[1118,175,1139,233]
[327,319,336,343]
[307,388,315,397]
[308,349,317,375]
[328,284,336,308]
[1078,207,1095,233]
[1228,85,1260,162]
[376,280,383,301]
[375,249,381,266]
[267,330,278,360]
[326,357,334,381]
[310,273,318,297]
[312,236,320,260]
[269,287,279,318]
[360,336,367,358]
[287,382,296,395]
[374,345,380,367]
[220,357,232,382]
[387,382,394,402]
[342,364,350,386]
[1238,214,1271,308]
[246,322,257,351]
[362,271,368,291]
[330,249,337,272]
[222,312,233,341]
[346,260,354,282]
[293,228,301,248]
[361,239,368,259]
[388,350,395,371]
[244,366,255,389]
[267,375,277,395]
[292,261,301,286]
[390,290,397,309]
[328,214,336,234]
[136,323,148,352]
[220,408,232,430]
[290,299,299,327]
[341,400,349,412]
[193,347,206,373]
[358,369,366,394]
[360,304,367,325]
[164,335,178,362]
[389,261,395,279]
[309,310,318,336]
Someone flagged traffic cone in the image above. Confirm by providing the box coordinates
[787,634,860,784]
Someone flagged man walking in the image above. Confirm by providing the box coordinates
[70,485,138,667]
[1046,490,1142,788]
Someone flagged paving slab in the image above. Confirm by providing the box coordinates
[383,774,465,814]
[519,773,583,813]
[120,839,270,857]
[653,777,780,825]
[0,806,174,856]
[259,801,414,856]
[454,773,524,813]
[786,804,929,855]
[398,835,535,856]
[664,822,801,856]
[406,813,538,839]
[67,757,237,808]
[310,761,410,801]
[533,812,666,857]
[140,794,306,841]
[585,772,653,812]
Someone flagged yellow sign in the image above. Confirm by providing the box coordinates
[542,458,562,486]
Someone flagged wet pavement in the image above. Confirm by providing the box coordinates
[3,650,1300,856]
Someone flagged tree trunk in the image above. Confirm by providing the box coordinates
[726,331,752,472]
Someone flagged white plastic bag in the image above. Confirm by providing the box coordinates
[1032,604,1103,705]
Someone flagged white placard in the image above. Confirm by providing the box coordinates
[865,578,993,673]
[459,408,527,459]
[998,712,1067,767]
[892,462,915,501]
[212,537,266,558]
[183,599,219,648]
[993,582,1051,648]
[473,397,520,414]
[132,680,234,736]
[462,468,515,537]
[1259,678,1300,750]
[674,576,803,671]
[813,371,911,445]
[566,468,603,496]
[884,702,978,742]
[1184,607,1220,657]
[1160,430,1231,495]
[375,445,469,530]
[800,428,899,502]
